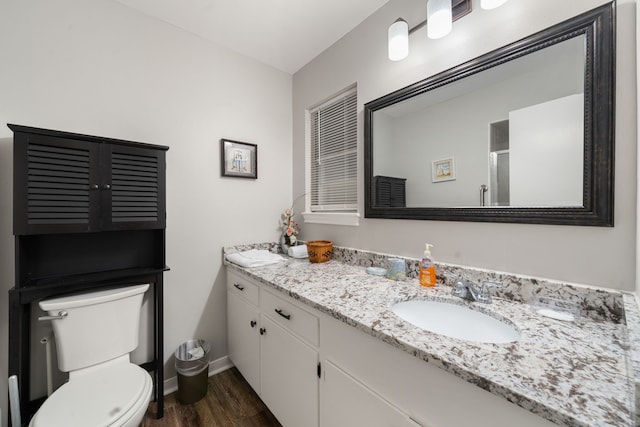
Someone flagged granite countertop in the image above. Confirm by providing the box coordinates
[224,244,637,427]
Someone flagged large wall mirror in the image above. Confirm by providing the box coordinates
[364,3,614,226]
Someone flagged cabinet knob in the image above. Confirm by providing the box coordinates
[250,320,257,328]
[90,184,99,190]
[102,184,111,190]
[260,327,266,335]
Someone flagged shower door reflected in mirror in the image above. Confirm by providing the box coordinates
[489,119,509,207]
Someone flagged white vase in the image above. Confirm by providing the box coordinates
[280,236,290,255]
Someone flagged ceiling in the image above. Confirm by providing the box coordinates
[114,0,391,74]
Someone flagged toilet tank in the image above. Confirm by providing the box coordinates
[39,284,149,372]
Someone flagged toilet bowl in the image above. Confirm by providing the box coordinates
[30,284,152,427]
[29,356,152,427]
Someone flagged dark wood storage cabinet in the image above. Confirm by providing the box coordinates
[373,175,406,207]
[7,124,169,424]
[12,125,166,235]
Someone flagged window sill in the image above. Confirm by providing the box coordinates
[301,212,360,227]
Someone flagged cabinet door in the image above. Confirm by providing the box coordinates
[260,315,318,427]
[320,360,411,427]
[100,144,166,230]
[13,132,101,234]
[227,290,261,392]
[13,132,166,234]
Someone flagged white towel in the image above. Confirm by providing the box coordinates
[288,244,308,258]
[226,249,285,268]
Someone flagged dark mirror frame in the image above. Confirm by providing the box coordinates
[364,3,614,226]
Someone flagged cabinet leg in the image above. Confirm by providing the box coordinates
[154,275,164,418]
[8,289,31,427]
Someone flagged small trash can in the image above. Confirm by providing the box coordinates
[175,339,210,404]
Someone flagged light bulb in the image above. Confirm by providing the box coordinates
[388,18,409,61]
[427,0,452,40]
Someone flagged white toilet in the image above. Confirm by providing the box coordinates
[30,284,153,427]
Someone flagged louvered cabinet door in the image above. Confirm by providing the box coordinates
[13,134,101,234]
[100,144,166,230]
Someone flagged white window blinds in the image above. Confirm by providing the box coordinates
[310,88,357,212]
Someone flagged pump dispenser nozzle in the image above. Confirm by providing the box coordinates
[424,243,433,257]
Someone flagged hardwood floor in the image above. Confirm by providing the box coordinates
[141,367,281,427]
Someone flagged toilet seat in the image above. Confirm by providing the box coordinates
[29,362,152,427]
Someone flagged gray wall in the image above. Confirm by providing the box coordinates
[0,0,292,423]
[293,0,637,291]
[0,0,637,424]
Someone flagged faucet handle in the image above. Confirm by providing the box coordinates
[478,280,501,303]
[444,272,466,297]
[444,272,466,284]
[443,272,457,281]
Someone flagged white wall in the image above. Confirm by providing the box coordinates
[0,0,292,423]
[637,0,640,301]
[293,0,637,290]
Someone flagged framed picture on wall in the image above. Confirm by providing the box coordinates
[432,157,455,183]
[221,139,257,179]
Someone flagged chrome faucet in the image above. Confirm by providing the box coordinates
[445,273,500,304]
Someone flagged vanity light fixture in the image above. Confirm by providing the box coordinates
[427,0,453,39]
[388,0,507,61]
[388,18,409,61]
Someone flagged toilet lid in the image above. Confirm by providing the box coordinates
[30,363,151,427]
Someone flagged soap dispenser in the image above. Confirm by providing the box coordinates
[419,243,436,287]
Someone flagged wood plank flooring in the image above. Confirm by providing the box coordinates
[141,367,281,427]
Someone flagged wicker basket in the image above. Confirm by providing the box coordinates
[306,240,333,263]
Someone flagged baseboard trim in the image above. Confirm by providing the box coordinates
[162,355,234,396]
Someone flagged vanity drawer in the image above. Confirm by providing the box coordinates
[227,270,259,306]
[261,290,319,346]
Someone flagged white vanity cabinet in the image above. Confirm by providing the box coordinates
[321,360,417,427]
[259,288,319,427]
[226,269,319,427]
[226,272,261,392]
[260,313,318,427]
[227,267,554,427]
[319,311,555,427]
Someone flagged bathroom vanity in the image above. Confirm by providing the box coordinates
[224,243,638,427]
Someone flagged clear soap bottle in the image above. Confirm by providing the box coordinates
[419,243,436,287]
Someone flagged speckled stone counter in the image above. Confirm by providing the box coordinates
[223,243,639,427]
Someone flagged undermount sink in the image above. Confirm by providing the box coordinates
[392,299,520,344]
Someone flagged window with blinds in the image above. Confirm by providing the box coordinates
[309,87,357,212]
